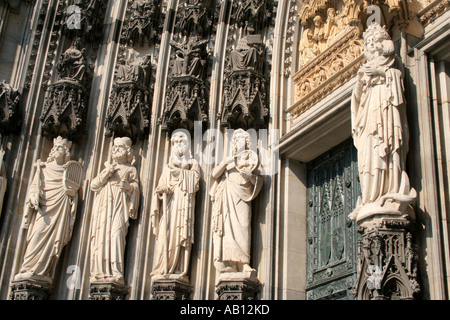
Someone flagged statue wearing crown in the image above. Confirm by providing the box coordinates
[349,22,416,224]
[14,136,82,285]
[89,137,139,285]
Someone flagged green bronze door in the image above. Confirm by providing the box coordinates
[306,139,360,300]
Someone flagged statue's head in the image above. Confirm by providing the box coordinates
[48,136,72,164]
[363,22,393,60]
[232,129,251,156]
[170,130,192,165]
[112,137,134,164]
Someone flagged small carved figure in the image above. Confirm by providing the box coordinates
[56,38,86,83]
[229,36,263,72]
[14,136,81,284]
[151,131,200,279]
[169,37,208,78]
[211,129,263,275]
[299,28,320,67]
[89,137,139,284]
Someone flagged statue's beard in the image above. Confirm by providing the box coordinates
[171,148,190,168]
[112,149,126,161]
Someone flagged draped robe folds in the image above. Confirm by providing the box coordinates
[151,161,200,276]
[89,163,139,283]
[16,160,78,283]
[211,164,263,265]
[350,53,416,222]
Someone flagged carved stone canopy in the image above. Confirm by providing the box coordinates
[106,54,153,142]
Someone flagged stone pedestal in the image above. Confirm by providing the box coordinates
[352,217,420,300]
[151,277,193,300]
[9,279,52,300]
[215,272,260,300]
[89,282,130,300]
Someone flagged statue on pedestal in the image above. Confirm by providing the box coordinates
[211,129,263,276]
[349,22,416,224]
[89,137,139,285]
[151,131,200,280]
[14,136,81,285]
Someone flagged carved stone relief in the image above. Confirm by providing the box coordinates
[13,136,81,287]
[291,0,431,119]
[89,137,139,286]
[161,36,209,133]
[40,38,90,141]
[121,0,162,47]
[0,80,20,134]
[106,54,153,142]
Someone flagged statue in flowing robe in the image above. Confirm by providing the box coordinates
[90,137,139,284]
[230,36,262,72]
[14,136,80,284]
[349,23,416,223]
[151,131,200,280]
[211,129,263,274]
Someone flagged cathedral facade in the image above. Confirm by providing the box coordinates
[0,0,449,300]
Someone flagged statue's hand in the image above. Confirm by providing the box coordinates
[29,193,39,209]
[119,180,132,192]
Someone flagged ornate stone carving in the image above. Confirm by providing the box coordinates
[174,0,212,38]
[62,0,108,42]
[211,129,263,276]
[121,0,162,46]
[40,38,90,141]
[106,54,153,142]
[418,0,450,26]
[216,277,260,300]
[349,23,420,301]
[14,136,81,286]
[231,0,274,35]
[9,279,52,300]
[290,26,365,117]
[349,23,416,224]
[151,131,200,280]
[352,219,420,300]
[161,36,209,133]
[88,282,129,300]
[89,137,139,285]
[0,80,20,134]
[151,278,193,300]
[221,35,268,130]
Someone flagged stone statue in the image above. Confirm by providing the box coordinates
[14,136,81,284]
[324,8,339,46]
[56,38,86,83]
[349,23,416,223]
[299,28,320,67]
[313,15,327,52]
[116,54,152,85]
[169,37,208,78]
[229,35,263,72]
[150,131,200,280]
[211,129,263,275]
[89,137,139,284]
